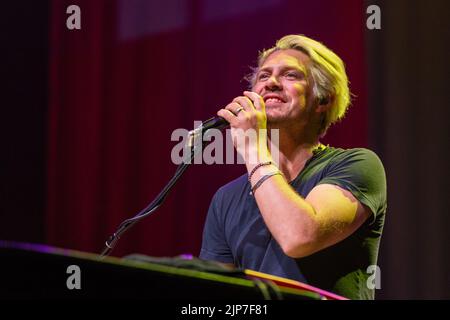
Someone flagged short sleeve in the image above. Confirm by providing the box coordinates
[318,148,387,221]
[199,190,234,263]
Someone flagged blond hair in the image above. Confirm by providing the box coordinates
[248,35,351,135]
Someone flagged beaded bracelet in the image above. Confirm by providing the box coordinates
[251,171,282,194]
[248,161,272,182]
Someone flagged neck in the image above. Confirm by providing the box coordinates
[268,125,320,181]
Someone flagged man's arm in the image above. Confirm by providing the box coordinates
[251,172,371,258]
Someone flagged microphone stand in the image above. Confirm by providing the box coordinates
[100,123,222,257]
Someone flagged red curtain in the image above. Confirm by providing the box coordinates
[47,0,367,257]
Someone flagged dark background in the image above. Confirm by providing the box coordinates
[1,0,449,299]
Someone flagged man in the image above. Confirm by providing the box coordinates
[199,35,386,300]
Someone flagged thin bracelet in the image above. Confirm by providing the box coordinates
[248,161,272,182]
[251,171,282,194]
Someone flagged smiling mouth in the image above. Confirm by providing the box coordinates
[265,97,284,104]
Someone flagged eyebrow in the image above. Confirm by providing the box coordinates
[258,65,307,75]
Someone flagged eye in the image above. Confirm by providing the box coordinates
[257,72,270,81]
[285,71,300,79]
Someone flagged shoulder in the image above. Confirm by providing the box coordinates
[329,147,382,162]
[323,146,386,181]
[213,173,249,203]
[324,147,385,173]
[320,147,387,220]
[344,148,383,161]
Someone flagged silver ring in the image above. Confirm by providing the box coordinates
[235,107,244,115]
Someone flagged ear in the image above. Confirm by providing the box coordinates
[315,95,333,113]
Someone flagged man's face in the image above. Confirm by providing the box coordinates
[252,49,314,126]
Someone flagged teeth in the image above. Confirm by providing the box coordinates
[266,98,283,103]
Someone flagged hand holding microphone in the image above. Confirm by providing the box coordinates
[216,91,269,166]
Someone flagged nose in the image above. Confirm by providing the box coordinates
[265,75,282,91]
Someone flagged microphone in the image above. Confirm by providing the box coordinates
[187,116,229,148]
[199,116,229,131]
[188,116,229,135]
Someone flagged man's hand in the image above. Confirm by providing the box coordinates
[217,91,269,165]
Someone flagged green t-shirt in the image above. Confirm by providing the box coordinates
[200,146,387,300]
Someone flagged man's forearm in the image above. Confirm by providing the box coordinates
[249,162,321,258]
